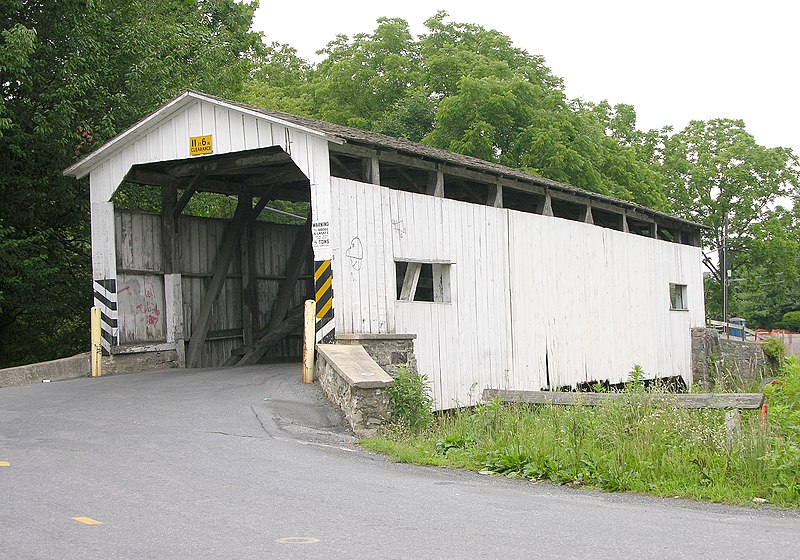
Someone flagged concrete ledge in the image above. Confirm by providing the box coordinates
[315,343,394,437]
[0,353,90,387]
[0,349,179,389]
[316,344,394,388]
[336,333,416,341]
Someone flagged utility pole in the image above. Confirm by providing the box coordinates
[722,211,729,337]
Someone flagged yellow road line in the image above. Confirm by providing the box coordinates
[72,517,103,525]
[0,461,9,467]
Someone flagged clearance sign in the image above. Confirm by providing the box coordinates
[189,135,213,156]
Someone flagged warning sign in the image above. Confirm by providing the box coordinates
[189,135,213,156]
[312,221,330,250]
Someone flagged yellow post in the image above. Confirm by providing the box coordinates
[90,306,102,377]
[302,299,316,383]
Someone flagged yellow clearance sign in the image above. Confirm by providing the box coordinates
[190,135,213,156]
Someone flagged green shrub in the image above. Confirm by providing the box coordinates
[762,337,786,365]
[782,311,800,332]
[387,365,433,432]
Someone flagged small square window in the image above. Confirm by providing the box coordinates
[670,283,687,310]
[396,261,451,303]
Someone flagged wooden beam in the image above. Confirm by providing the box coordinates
[330,155,360,181]
[332,143,378,159]
[396,167,424,193]
[399,262,422,301]
[173,175,202,218]
[185,197,253,368]
[126,168,182,187]
[235,304,305,366]
[234,220,311,366]
[483,389,766,409]
[622,210,630,233]
[266,222,311,330]
[167,150,290,177]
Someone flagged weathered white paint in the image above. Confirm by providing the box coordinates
[83,98,330,206]
[74,94,334,355]
[329,178,705,410]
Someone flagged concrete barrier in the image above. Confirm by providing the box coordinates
[0,353,91,388]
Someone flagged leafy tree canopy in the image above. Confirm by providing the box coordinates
[0,0,261,366]
[656,119,800,323]
[242,12,669,209]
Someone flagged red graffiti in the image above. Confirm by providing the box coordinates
[145,301,160,326]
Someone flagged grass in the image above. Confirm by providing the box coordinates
[362,359,800,508]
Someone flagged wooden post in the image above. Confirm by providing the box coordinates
[488,180,503,208]
[161,186,178,273]
[369,156,381,185]
[426,169,444,197]
[240,196,254,348]
[91,307,102,377]
[542,192,554,217]
[302,299,316,383]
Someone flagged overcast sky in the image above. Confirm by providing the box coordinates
[252,0,799,158]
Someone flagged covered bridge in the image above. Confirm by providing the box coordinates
[66,91,705,409]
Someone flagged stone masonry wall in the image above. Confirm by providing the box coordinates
[335,334,417,376]
[316,352,393,438]
[691,328,771,389]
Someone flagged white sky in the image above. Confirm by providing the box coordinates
[253,0,800,158]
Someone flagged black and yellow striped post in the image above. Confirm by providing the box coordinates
[314,260,335,343]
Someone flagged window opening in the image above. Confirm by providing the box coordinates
[670,283,688,310]
[550,198,585,221]
[396,261,451,303]
[592,208,624,231]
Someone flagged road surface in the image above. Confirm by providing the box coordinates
[1,365,798,559]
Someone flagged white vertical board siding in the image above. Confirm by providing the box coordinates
[508,211,704,389]
[329,178,394,334]
[330,178,512,409]
[329,178,704,410]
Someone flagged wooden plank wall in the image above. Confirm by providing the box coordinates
[115,210,309,366]
[329,178,705,410]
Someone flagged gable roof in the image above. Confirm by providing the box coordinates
[63,91,341,179]
[65,90,703,230]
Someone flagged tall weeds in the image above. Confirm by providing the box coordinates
[364,361,800,507]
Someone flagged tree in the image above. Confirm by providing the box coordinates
[660,119,800,323]
[243,12,669,209]
[0,0,261,366]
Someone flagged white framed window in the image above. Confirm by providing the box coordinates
[395,261,451,303]
[669,283,688,310]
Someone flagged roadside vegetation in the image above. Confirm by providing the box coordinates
[366,358,800,507]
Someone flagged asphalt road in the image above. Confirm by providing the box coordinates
[1,365,798,559]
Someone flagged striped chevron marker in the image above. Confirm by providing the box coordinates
[314,260,335,343]
[93,279,118,355]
